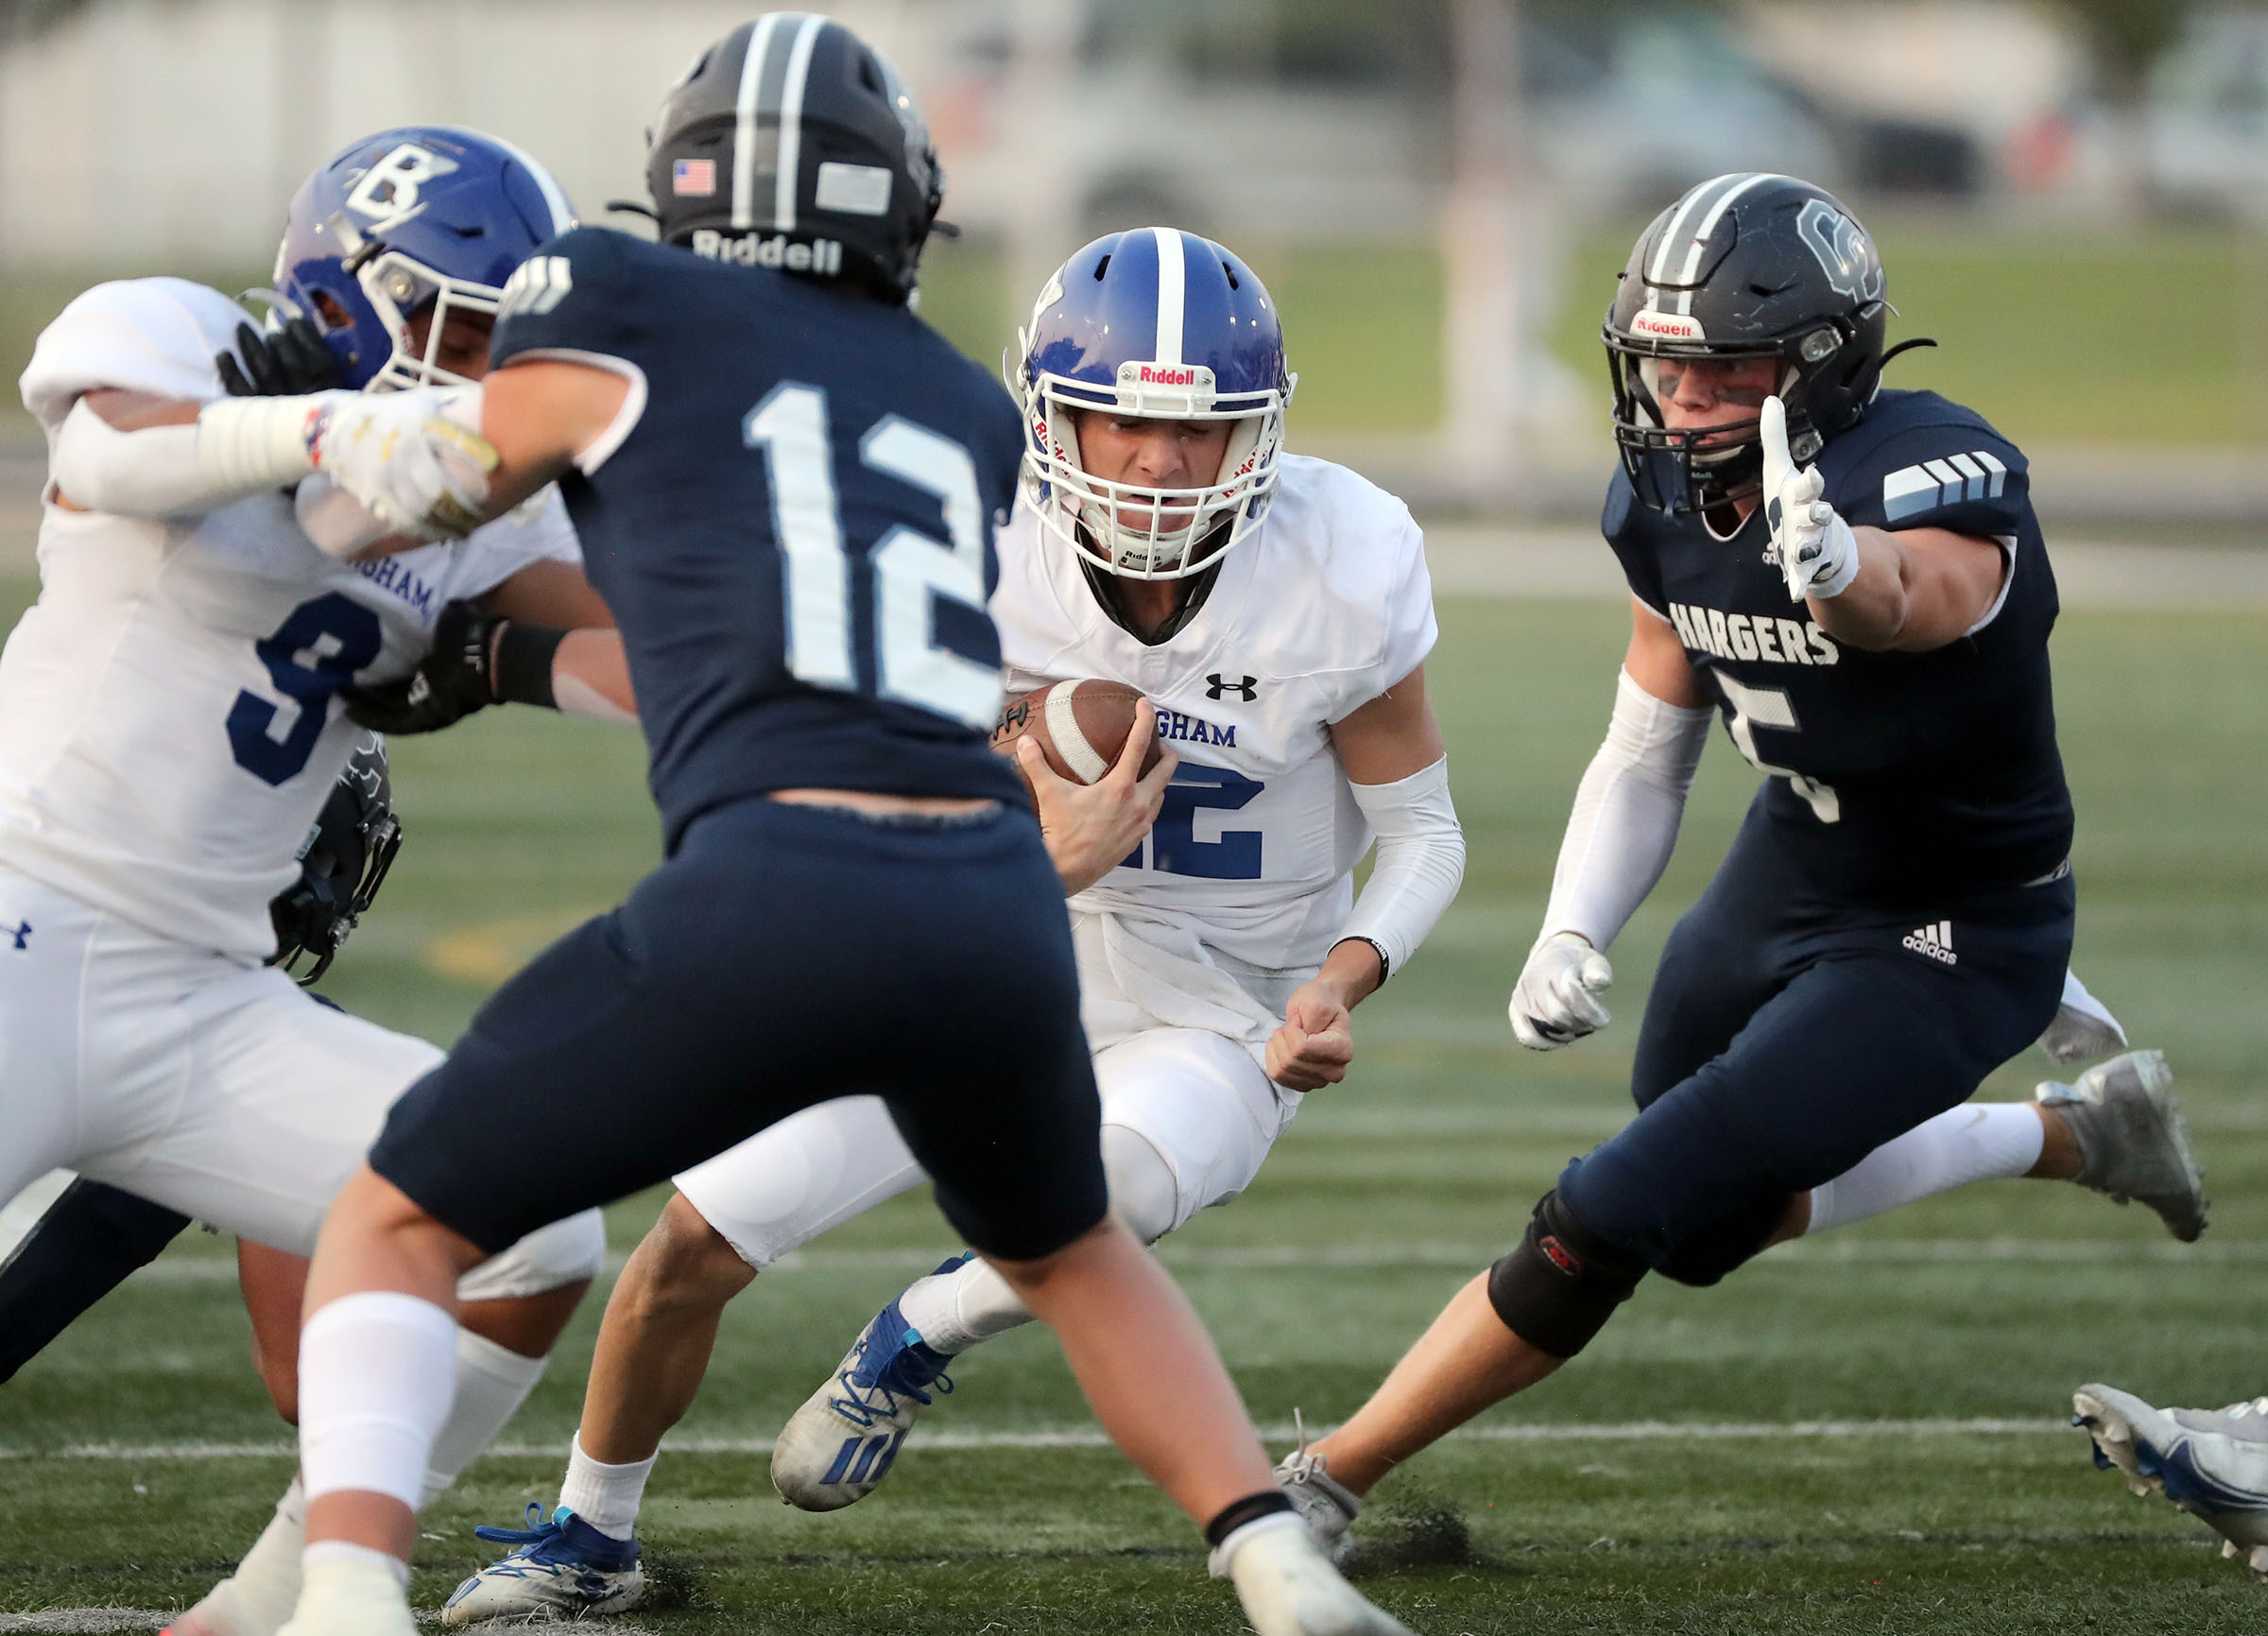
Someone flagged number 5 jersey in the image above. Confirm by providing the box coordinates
[1605,387,2072,905]
[4,277,580,962]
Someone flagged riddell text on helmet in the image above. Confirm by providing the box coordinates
[690,231,845,275]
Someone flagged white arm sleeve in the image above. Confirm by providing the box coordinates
[1337,755,1465,982]
[50,392,335,520]
[1540,668,1714,951]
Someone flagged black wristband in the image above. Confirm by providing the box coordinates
[492,622,565,710]
[1203,1490,1297,1548]
[1335,935,1392,986]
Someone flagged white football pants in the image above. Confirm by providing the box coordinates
[0,867,603,1297]
[676,911,1305,1265]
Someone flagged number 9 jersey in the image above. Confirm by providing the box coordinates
[4,277,581,962]
[1605,387,2073,904]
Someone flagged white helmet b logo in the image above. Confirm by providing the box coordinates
[345,143,460,226]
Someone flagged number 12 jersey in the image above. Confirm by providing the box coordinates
[489,228,1025,847]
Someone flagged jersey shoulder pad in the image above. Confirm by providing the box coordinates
[20,277,251,430]
[1267,455,1437,687]
[1826,389,2029,537]
[1600,466,1671,614]
[490,226,643,367]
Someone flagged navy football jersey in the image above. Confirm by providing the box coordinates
[490,228,1023,847]
[1605,388,2072,904]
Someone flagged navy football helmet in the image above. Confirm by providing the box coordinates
[274,126,577,390]
[269,733,402,985]
[644,13,944,303]
[1605,173,1894,515]
[1013,227,1296,579]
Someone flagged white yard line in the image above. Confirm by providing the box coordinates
[97,1233,2268,1288]
[0,1416,2072,1465]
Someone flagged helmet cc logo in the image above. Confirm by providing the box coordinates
[345,144,460,225]
[1795,199,1882,304]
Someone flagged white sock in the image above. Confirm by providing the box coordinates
[895,1254,1035,1356]
[558,1432,657,1541]
[298,1291,459,1511]
[1807,1102,2045,1235]
[188,1475,306,1632]
[300,1538,410,1589]
[420,1329,549,1507]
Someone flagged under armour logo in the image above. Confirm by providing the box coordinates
[1206,673,1258,702]
[3,920,30,950]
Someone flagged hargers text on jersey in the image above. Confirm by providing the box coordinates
[1664,603,1840,667]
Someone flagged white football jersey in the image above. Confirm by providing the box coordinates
[992,452,1436,973]
[1,277,580,962]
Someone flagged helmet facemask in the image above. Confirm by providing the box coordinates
[315,211,504,392]
[1018,352,1289,581]
[1607,336,1796,516]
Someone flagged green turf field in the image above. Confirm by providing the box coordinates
[0,572,2260,1633]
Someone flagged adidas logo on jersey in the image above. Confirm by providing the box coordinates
[689,230,845,275]
[1902,920,1958,965]
[1666,602,1840,667]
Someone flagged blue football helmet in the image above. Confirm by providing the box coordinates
[273,126,577,390]
[1012,227,1295,579]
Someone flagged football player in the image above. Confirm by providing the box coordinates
[0,734,400,1391]
[1249,173,2206,1555]
[438,222,1467,1622]
[0,127,627,1636]
[272,19,1408,1636]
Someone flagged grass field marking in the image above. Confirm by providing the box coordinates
[422,906,610,988]
[0,1417,2073,1465]
[111,1237,2268,1288]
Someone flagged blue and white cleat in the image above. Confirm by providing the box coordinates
[438,1504,644,1625]
[2074,1383,2268,1576]
[771,1273,959,1512]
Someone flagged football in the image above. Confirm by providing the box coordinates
[991,680,1162,788]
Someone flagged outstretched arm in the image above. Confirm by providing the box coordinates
[1509,601,1712,1051]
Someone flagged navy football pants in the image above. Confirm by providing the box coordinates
[1556,800,2073,1285]
[370,799,1108,1264]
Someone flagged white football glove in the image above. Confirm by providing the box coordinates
[1509,931,1614,1051]
[1761,395,1858,603]
[315,387,499,542]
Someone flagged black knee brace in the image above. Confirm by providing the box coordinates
[1485,1189,1647,1359]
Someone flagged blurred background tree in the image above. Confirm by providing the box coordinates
[2055,0,2197,103]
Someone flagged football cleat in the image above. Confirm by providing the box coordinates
[438,1505,644,1625]
[2036,1050,2207,1241]
[2074,1384,2268,1575]
[1273,1421,1363,1565]
[771,1280,957,1511]
[1214,1514,1416,1636]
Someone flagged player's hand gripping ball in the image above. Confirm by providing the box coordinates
[1761,395,1859,603]
[992,681,1175,896]
[315,386,499,541]
[1509,931,1614,1051]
